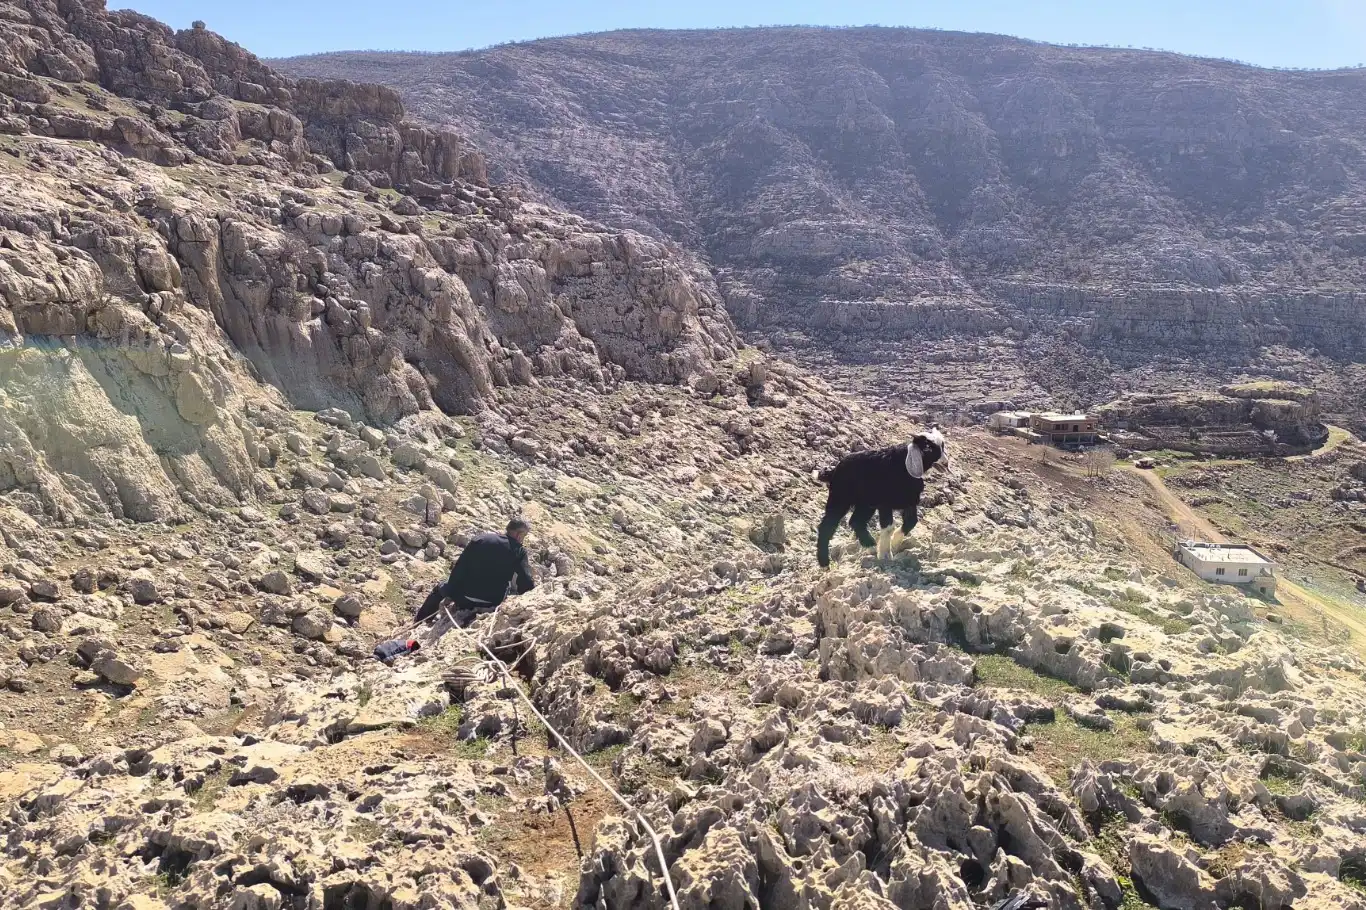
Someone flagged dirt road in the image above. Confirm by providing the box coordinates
[1125,464,1366,655]
[1123,466,1226,542]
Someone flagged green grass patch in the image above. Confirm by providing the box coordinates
[1108,597,1192,636]
[454,737,491,760]
[190,768,233,811]
[1204,840,1271,880]
[347,816,388,844]
[418,705,463,736]
[1284,818,1323,840]
[612,692,641,719]
[1339,731,1366,753]
[1029,713,1152,780]
[1341,855,1366,895]
[358,682,373,708]
[1261,765,1303,797]
[1090,812,1157,908]
[149,871,178,899]
[729,637,757,657]
[974,654,1078,698]
[586,742,627,769]
[713,582,767,616]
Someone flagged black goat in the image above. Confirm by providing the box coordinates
[814,429,950,568]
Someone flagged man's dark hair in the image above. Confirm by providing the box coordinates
[507,518,531,537]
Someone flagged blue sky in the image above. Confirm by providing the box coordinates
[117,0,1366,68]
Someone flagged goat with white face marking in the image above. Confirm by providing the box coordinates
[813,429,950,568]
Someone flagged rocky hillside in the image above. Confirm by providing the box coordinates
[0,0,734,524]
[278,30,1366,422]
[7,6,1366,910]
[8,374,1366,910]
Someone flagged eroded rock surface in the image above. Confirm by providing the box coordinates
[4,6,1366,910]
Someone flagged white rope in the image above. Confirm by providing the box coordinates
[440,604,682,910]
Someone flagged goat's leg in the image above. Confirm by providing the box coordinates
[877,507,895,560]
[850,504,877,549]
[887,508,906,556]
[817,497,849,569]
[900,501,920,537]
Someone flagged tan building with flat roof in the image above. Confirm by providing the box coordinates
[1028,412,1098,448]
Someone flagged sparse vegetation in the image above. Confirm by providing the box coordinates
[1341,855,1366,895]
[1203,840,1270,880]
[418,705,464,736]
[347,816,387,844]
[1260,765,1304,797]
[13,9,1366,907]
[611,692,641,719]
[1108,595,1192,636]
[454,737,492,759]
[190,768,233,811]
[1029,713,1152,778]
[973,654,1077,698]
[586,742,626,769]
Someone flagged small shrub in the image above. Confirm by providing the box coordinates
[453,737,491,759]
[1341,855,1366,894]
[1260,765,1303,797]
[418,705,463,736]
[190,768,233,811]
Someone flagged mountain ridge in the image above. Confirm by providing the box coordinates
[278,26,1366,422]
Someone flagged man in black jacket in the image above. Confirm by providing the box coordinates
[415,519,536,624]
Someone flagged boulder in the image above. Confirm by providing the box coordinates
[257,571,293,596]
[293,551,330,582]
[293,609,332,640]
[28,578,60,602]
[30,607,63,634]
[1129,835,1218,910]
[128,570,163,605]
[92,654,143,687]
[334,594,364,619]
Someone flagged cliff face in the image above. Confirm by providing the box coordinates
[277,29,1366,414]
[1097,383,1327,454]
[0,1,736,523]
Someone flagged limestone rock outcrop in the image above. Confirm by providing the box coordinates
[0,0,735,524]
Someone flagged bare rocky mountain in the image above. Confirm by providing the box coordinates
[279,29,1366,424]
[8,6,1366,910]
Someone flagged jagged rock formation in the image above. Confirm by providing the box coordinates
[7,7,1366,910]
[1099,382,1329,455]
[278,29,1366,421]
[0,0,734,524]
[6,385,1366,909]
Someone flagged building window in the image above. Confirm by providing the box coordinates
[1238,568,1248,577]
[1215,567,1225,576]
[1072,425,1079,432]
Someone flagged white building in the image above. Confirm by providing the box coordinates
[988,410,1033,433]
[1175,541,1277,595]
